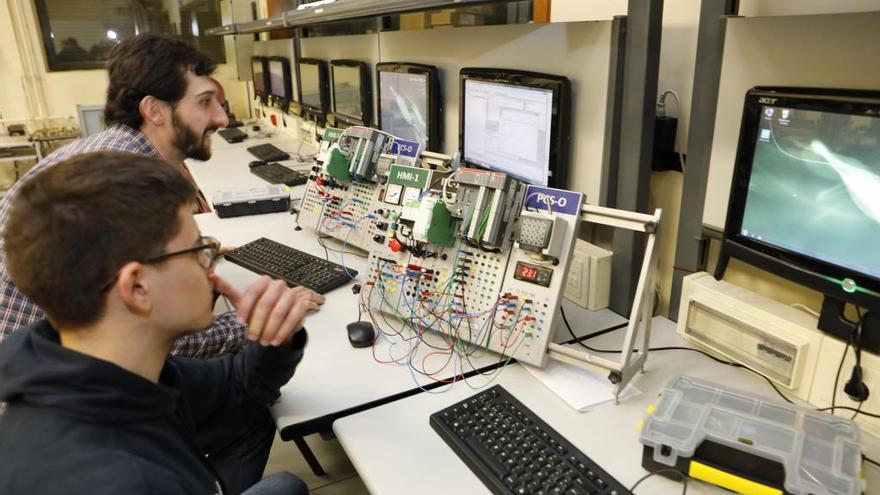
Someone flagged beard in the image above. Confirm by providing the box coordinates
[171,110,216,161]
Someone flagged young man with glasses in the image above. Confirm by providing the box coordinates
[0,35,317,358]
[0,152,310,494]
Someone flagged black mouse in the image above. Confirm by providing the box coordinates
[248,160,266,169]
[346,321,375,348]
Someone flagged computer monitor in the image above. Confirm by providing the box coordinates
[459,68,571,188]
[376,62,441,151]
[298,58,329,120]
[719,86,880,344]
[267,56,293,108]
[251,57,269,100]
[330,60,371,126]
[77,104,106,138]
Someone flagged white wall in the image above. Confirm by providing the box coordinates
[703,12,880,229]
[0,0,28,122]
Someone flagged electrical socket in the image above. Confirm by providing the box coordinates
[810,335,880,437]
[563,239,611,310]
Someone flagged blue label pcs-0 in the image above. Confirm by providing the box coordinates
[524,186,583,216]
[390,138,422,159]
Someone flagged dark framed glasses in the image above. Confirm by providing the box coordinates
[141,235,221,270]
[100,236,221,292]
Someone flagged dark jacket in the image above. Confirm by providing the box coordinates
[0,320,307,494]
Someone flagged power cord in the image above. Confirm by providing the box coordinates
[630,468,688,494]
[560,306,796,404]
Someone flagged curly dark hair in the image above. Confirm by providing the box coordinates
[104,34,217,129]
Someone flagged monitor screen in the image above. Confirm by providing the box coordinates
[379,71,429,147]
[252,58,267,96]
[459,68,570,188]
[740,104,880,279]
[299,59,327,112]
[722,87,880,326]
[376,63,441,151]
[333,64,362,121]
[462,79,554,186]
[267,58,291,101]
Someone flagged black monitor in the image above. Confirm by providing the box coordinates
[251,57,269,101]
[718,86,880,347]
[267,56,293,108]
[376,62,441,151]
[330,60,371,126]
[298,58,329,121]
[459,68,571,188]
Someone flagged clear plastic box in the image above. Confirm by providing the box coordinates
[639,375,863,495]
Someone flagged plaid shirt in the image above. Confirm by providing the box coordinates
[0,125,247,357]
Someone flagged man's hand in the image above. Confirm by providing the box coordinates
[209,273,325,346]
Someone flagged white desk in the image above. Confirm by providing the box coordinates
[189,137,627,440]
[333,317,880,494]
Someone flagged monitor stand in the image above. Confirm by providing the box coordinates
[819,297,880,353]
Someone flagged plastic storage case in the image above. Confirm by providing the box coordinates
[212,185,290,218]
[639,375,863,495]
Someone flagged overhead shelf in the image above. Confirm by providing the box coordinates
[283,0,510,28]
[204,0,515,35]
[238,15,286,34]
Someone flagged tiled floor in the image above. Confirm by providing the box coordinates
[263,432,370,494]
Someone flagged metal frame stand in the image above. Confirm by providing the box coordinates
[548,205,662,403]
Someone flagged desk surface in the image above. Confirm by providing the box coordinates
[190,135,626,438]
[194,133,878,493]
[333,317,880,494]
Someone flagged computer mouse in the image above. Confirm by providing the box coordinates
[248,160,266,168]
[346,321,375,348]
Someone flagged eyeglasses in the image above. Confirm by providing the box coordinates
[100,236,221,292]
[141,235,221,270]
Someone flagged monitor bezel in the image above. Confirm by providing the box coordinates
[458,67,571,188]
[266,56,293,106]
[297,58,330,116]
[722,86,880,308]
[251,56,269,100]
[375,62,442,152]
[330,59,372,126]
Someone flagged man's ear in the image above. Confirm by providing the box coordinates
[139,96,168,126]
[115,262,152,317]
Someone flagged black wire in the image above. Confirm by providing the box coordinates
[832,310,863,417]
[560,304,796,404]
[816,405,880,419]
[560,306,629,346]
[865,455,880,468]
[630,468,688,494]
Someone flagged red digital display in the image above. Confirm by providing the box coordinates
[514,261,552,287]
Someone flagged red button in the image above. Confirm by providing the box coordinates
[388,239,403,252]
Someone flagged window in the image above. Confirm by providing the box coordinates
[34,0,225,72]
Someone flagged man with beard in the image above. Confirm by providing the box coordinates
[0,34,324,356]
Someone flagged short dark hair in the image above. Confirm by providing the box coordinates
[5,152,196,328]
[104,34,217,129]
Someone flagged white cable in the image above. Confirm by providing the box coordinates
[791,303,820,318]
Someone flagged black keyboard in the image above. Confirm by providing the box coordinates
[218,128,247,143]
[223,237,356,294]
[430,385,631,495]
[247,143,290,162]
[249,161,308,187]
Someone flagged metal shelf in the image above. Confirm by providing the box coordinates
[205,0,514,35]
[238,15,286,34]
